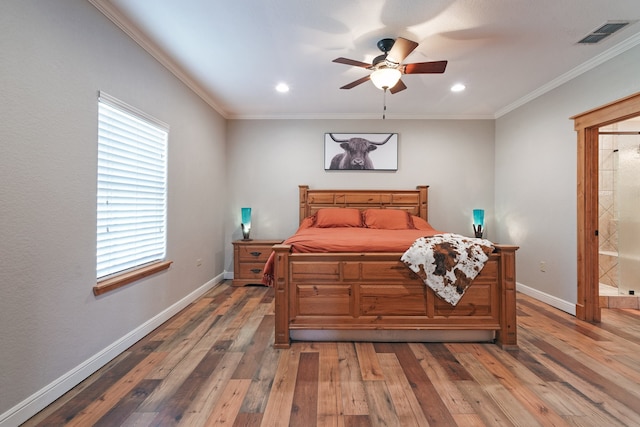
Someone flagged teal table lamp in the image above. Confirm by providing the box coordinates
[241,207,252,240]
[473,209,485,238]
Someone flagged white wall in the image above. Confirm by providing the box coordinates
[495,43,640,306]
[0,1,226,423]
[225,119,495,272]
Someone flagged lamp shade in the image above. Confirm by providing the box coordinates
[241,207,251,225]
[370,68,401,90]
[473,209,485,227]
[241,207,252,240]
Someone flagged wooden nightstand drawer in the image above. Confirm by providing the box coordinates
[236,244,273,262]
[232,239,281,286]
[237,262,267,279]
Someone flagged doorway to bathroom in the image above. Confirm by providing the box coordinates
[572,91,640,323]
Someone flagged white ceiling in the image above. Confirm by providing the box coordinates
[93,0,640,119]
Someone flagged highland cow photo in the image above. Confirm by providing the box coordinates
[324,133,398,171]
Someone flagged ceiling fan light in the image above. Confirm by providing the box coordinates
[370,68,401,90]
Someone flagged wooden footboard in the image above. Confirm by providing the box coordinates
[273,244,518,349]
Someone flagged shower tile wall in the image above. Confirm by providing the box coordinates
[599,134,618,289]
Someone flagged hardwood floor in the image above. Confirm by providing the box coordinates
[24,282,640,426]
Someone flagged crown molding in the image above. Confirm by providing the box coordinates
[88,0,229,119]
[227,113,495,120]
[495,31,640,118]
[90,1,640,122]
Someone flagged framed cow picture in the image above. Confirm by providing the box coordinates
[324,133,398,171]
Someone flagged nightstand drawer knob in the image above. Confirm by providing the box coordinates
[250,268,262,274]
[250,251,262,257]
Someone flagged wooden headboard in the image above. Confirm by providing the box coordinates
[299,185,428,224]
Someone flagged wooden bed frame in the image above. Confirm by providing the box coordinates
[272,185,518,349]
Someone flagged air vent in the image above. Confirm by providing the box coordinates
[578,21,630,44]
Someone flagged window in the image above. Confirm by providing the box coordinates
[96,92,169,285]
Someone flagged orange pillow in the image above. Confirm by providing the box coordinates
[411,215,436,231]
[315,208,363,228]
[363,209,412,230]
[298,215,316,230]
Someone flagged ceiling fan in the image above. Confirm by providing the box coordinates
[333,37,447,93]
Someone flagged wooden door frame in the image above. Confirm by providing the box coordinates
[571,91,640,322]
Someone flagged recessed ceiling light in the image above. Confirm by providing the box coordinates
[451,83,466,92]
[275,83,290,93]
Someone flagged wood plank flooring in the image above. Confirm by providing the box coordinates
[24,282,640,426]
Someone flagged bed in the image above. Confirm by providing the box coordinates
[267,185,518,349]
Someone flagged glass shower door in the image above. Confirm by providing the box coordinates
[617,136,640,296]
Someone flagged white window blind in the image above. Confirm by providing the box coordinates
[97,92,168,279]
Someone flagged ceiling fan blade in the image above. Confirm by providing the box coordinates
[389,79,407,94]
[340,75,371,89]
[403,60,448,74]
[333,57,372,68]
[387,37,419,64]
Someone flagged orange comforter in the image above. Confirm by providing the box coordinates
[261,222,440,286]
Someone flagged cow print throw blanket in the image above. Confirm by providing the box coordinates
[401,233,495,306]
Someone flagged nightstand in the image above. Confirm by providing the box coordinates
[232,239,282,286]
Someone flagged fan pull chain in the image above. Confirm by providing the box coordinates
[382,88,387,119]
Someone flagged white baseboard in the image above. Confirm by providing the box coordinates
[224,270,234,280]
[0,274,224,427]
[516,282,576,315]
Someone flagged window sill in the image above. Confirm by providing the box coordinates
[93,260,173,296]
